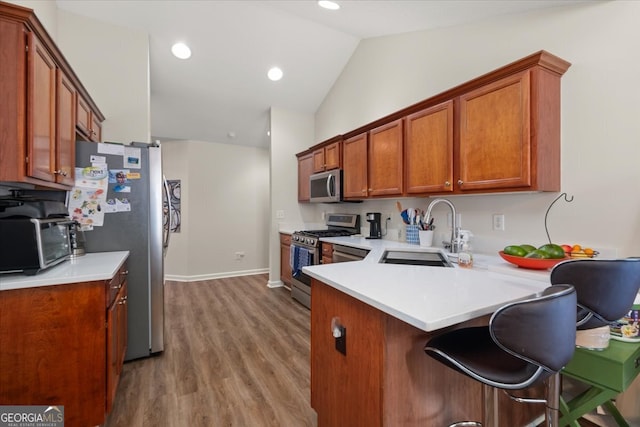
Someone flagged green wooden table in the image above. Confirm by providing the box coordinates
[560,339,640,427]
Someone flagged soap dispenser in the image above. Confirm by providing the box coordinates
[457,230,474,268]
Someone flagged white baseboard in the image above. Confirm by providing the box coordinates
[165,267,269,283]
[267,280,285,288]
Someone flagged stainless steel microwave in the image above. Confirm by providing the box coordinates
[309,169,342,203]
[0,217,72,275]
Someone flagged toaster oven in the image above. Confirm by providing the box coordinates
[0,217,73,275]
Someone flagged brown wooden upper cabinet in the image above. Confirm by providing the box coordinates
[0,2,104,190]
[343,120,403,200]
[301,51,570,199]
[77,94,103,142]
[312,140,341,173]
[404,101,454,194]
[456,69,557,193]
[297,151,313,202]
[368,119,403,197]
[342,133,368,199]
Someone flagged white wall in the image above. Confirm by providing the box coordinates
[312,1,640,257]
[57,10,150,143]
[268,108,316,286]
[7,0,57,38]
[162,140,270,281]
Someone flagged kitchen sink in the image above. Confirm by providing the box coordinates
[379,249,454,267]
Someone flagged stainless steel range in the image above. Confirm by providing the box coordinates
[290,213,360,308]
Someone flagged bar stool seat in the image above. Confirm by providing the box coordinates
[425,284,577,427]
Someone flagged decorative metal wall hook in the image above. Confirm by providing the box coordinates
[545,192,574,244]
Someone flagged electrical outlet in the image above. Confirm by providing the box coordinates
[276,210,285,219]
[235,251,245,260]
[493,214,505,231]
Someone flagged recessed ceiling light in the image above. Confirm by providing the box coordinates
[267,67,283,81]
[318,1,340,10]
[171,42,191,59]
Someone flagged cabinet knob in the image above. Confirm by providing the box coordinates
[368,188,372,192]
[444,181,450,187]
[457,179,464,185]
[121,270,129,276]
[118,296,128,305]
[362,189,366,193]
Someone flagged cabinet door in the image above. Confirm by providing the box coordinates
[405,101,454,194]
[342,133,368,199]
[458,71,531,191]
[106,282,127,414]
[368,119,403,197]
[106,293,118,414]
[90,113,102,142]
[312,148,325,173]
[56,71,75,186]
[297,153,313,202]
[324,141,341,170]
[27,34,57,182]
[117,282,128,371]
[280,234,292,286]
[76,95,91,138]
[321,243,333,265]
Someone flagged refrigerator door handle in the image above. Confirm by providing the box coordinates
[162,175,172,256]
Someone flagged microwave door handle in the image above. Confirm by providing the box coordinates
[327,174,334,197]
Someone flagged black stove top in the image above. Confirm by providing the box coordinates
[297,229,356,238]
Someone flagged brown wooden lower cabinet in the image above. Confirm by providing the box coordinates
[310,279,542,427]
[0,261,128,426]
[280,233,292,287]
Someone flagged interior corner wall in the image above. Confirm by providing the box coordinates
[313,1,640,257]
[163,140,270,281]
[56,10,151,144]
[268,108,315,286]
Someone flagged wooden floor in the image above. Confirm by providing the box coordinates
[105,274,317,427]
[104,273,614,427]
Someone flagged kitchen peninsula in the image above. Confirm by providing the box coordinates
[304,238,550,426]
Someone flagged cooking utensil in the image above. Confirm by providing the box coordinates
[400,209,409,224]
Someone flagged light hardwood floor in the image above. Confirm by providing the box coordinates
[105,274,317,427]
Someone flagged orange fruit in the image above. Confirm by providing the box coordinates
[584,248,594,256]
[571,244,582,253]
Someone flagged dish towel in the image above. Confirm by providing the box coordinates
[291,246,311,278]
[290,244,300,274]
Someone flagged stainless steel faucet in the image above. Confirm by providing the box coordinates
[424,198,462,253]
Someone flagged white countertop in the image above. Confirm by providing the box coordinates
[303,236,551,332]
[0,251,130,291]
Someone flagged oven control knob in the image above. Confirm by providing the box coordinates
[293,235,298,241]
[309,238,315,245]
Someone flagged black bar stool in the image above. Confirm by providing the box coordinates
[424,284,577,427]
[550,258,640,330]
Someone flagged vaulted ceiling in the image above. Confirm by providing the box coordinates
[56,0,592,148]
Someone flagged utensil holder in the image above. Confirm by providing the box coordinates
[406,225,420,245]
[419,230,434,247]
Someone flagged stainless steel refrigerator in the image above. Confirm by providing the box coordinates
[75,140,169,361]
